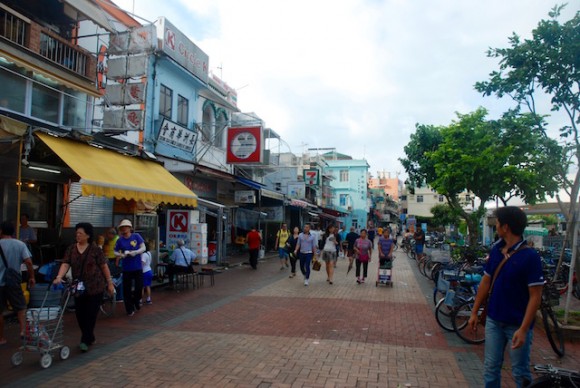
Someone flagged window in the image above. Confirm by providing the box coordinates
[340,169,349,182]
[177,95,188,126]
[159,84,172,119]
[417,195,424,203]
[201,103,214,142]
[31,82,59,123]
[339,194,348,206]
[439,195,445,202]
[400,195,407,201]
[63,89,88,129]
[214,112,227,148]
[0,67,26,113]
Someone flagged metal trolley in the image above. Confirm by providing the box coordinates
[11,285,71,368]
[376,257,394,287]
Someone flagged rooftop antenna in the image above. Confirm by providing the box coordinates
[217,63,223,79]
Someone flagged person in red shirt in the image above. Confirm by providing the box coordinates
[245,227,262,270]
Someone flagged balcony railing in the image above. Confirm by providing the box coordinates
[0,5,28,46]
[39,31,89,77]
[0,5,95,80]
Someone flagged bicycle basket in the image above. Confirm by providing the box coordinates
[437,276,450,293]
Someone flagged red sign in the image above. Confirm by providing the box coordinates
[226,126,263,164]
[168,210,188,232]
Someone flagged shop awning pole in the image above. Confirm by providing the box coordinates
[16,138,22,240]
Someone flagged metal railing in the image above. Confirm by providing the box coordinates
[39,31,89,77]
[0,5,28,46]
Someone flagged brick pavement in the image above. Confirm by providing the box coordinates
[0,246,578,387]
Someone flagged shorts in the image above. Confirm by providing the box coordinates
[142,270,153,287]
[278,248,289,259]
[415,244,424,254]
[347,249,355,257]
[322,251,337,262]
[0,285,27,313]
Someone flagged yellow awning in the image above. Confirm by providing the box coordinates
[36,132,197,207]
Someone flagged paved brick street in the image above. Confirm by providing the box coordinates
[1,248,578,387]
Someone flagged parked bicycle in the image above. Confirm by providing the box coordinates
[526,364,580,387]
[540,278,565,357]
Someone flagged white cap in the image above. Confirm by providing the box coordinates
[118,219,132,229]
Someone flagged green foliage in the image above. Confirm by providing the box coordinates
[430,204,461,227]
[529,214,559,225]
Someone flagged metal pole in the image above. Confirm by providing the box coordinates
[217,206,224,265]
[563,209,579,324]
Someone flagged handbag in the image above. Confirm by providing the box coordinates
[480,243,528,325]
[0,244,22,288]
[312,258,321,271]
[70,245,90,297]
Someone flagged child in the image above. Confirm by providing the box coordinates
[141,246,153,305]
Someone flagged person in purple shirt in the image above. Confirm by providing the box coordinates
[294,224,318,286]
[114,219,146,316]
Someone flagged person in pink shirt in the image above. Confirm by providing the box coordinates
[354,229,373,284]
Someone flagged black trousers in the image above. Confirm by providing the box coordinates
[289,252,298,273]
[355,260,369,278]
[249,249,259,269]
[122,270,143,314]
[74,292,103,345]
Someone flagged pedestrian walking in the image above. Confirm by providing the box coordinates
[345,227,359,271]
[274,223,290,270]
[468,206,543,387]
[0,221,35,345]
[367,222,376,248]
[246,227,261,270]
[114,219,146,316]
[413,227,425,260]
[294,224,318,286]
[377,228,395,265]
[53,222,115,352]
[321,225,338,284]
[354,229,372,284]
[286,227,300,278]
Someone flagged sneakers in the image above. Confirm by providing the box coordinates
[79,343,89,352]
[356,278,361,284]
[289,273,295,278]
[146,298,152,305]
[304,278,309,286]
[127,311,135,317]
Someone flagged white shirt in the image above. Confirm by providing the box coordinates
[141,251,152,273]
[323,235,337,252]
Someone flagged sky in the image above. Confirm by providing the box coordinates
[111,0,578,179]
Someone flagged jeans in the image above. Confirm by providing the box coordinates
[122,270,143,314]
[74,293,102,345]
[299,252,313,279]
[484,317,533,388]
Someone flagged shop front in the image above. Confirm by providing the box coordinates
[4,130,198,266]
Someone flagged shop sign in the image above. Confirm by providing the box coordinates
[304,169,319,186]
[103,108,144,131]
[158,118,196,153]
[166,210,189,250]
[226,126,263,164]
[106,82,146,105]
[261,206,283,222]
[235,190,256,204]
[157,17,209,83]
[287,182,305,199]
[184,176,216,199]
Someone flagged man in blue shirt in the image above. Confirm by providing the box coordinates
[468,207,543,387]
[294,224,318,286]
[166,239,196,288]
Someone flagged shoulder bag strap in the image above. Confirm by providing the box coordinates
[488,244,529,297]
[0,244,9,271]
[179,247,190,266]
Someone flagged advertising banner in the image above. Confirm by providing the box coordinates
[226,126,263,164]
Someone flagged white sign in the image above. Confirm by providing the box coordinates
[158,119,196,152]
[166,210,189,250]
[235,190,256,204]
[156,17,209,83]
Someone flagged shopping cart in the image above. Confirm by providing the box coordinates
[11,284,71,368]
[376,256,394,287]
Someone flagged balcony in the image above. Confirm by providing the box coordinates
[0,4,96,80]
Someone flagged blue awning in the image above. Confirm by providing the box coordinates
[236,176,265,190]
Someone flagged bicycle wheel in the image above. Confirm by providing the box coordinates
[541,306,565,357]
[435,298,455,331]
[430,262,442,282]
[433,287,446,306]
[452,300,485,344]
[100,291,117,317]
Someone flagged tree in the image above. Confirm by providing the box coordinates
[430,204,461,228]
[400,108,563,245]
[475,5,579,241]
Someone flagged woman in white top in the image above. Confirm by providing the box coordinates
[141,245,153,305]
[322,225,338,284]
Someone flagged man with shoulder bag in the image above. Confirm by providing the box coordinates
[166,239,196,289]
[0,221,35,345]
[468,207,543,388]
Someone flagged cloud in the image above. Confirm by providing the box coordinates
[111,0,578,176]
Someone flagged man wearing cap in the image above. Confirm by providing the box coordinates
[114,219,145,316]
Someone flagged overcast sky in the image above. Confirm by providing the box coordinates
[112,0,578,179]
